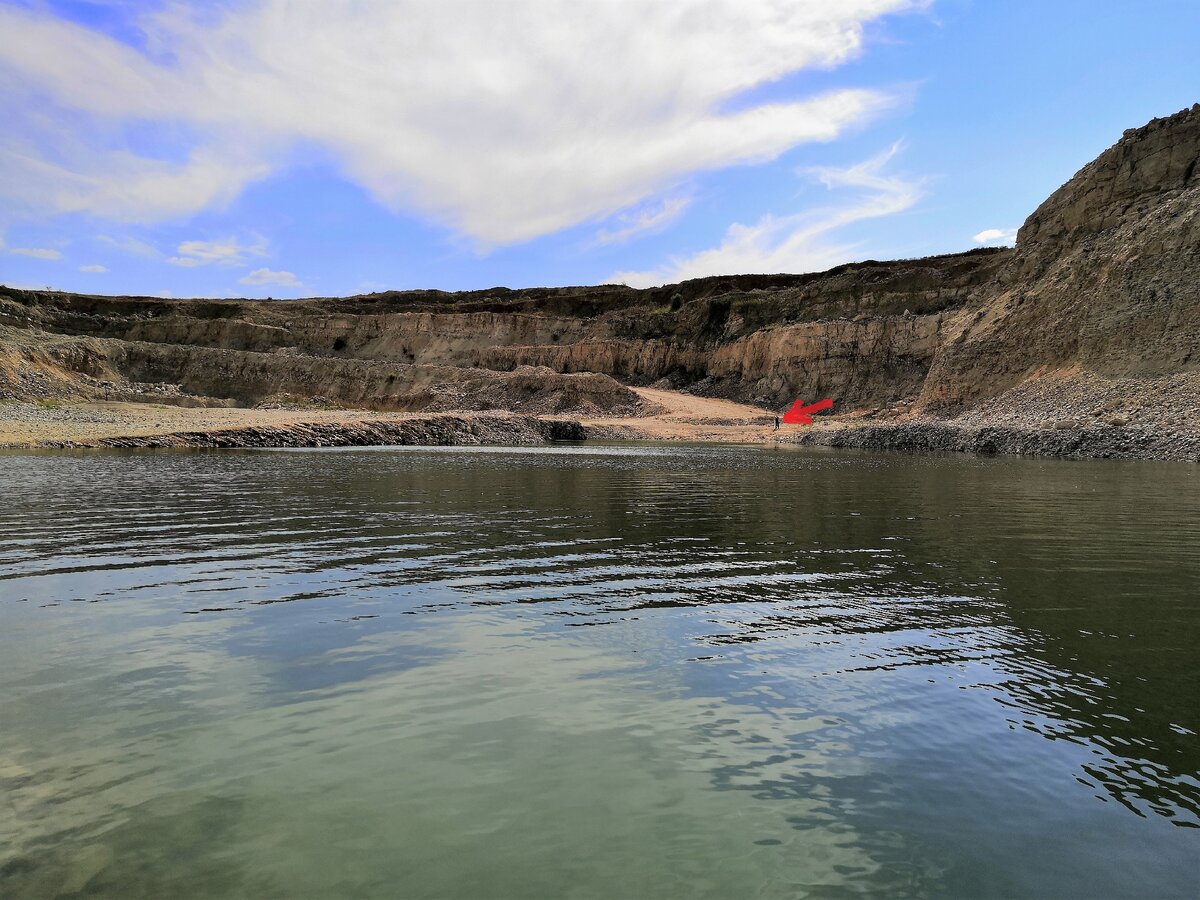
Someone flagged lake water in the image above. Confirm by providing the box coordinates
[1,444,1198,898]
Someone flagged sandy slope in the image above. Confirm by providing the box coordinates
[584,388,836,443]
[633,387,773,421]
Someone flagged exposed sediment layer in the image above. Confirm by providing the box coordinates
[1,249,1001,413]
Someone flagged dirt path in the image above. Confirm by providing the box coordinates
[635,387,773,420]
[582,387,788,442]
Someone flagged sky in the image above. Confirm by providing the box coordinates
[0,0,1197,298]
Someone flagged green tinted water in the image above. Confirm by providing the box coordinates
[1,444,1197,898]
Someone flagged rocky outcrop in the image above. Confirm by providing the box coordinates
[922,104,1200,412]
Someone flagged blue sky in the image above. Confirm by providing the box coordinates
[1,0,1197,297]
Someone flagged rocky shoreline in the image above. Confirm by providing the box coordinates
[27,413,584,450]
[70,421,1200,462]
[4,394,1196,460]
[784,420,1200,463]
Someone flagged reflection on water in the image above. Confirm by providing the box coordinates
[1,444,1198,898]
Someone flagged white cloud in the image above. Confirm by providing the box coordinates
[0,125,270,224]
[614,145,921,287]
[168,235,268,268]
[96,234,161,258]
[972,227,1017,245]
[8,246,62,260]
[79,264,108,273]
[0,1,924,243]
[594,197,692,246]
[239,267,301,288]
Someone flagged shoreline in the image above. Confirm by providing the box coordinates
[0,402,583,450]
[3,394,1196,461]
[779,420,1200,463]
[94,415,583,449]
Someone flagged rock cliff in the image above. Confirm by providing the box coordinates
[923,103,1200,413]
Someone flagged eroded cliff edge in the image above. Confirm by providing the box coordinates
[2,106,1198,458]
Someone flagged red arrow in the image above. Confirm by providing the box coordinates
[782,397,833,425]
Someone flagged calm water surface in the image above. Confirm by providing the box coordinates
[1,444,1198,898]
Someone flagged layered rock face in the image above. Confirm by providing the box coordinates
[0,250,1006,413]
[923,103,1200,413]
[2,105,1197,427]
[0,325,648,417]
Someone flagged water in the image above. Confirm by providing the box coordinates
[1,444,1198,898]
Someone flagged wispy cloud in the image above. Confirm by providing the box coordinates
[0,126,270,225]
[168,235,268,268]
[239,267,301,288]
[972,227,1017,245]
[0,1,923,243]
[594,196,692,246]
[96,234,161,258]
[8,246,62,260]
[613,145,921,287]
[79,263,107,273]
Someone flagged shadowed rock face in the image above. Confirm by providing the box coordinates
[1020,105,1200,255]
[1,106,1197,424]
[923,103,1200,413]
